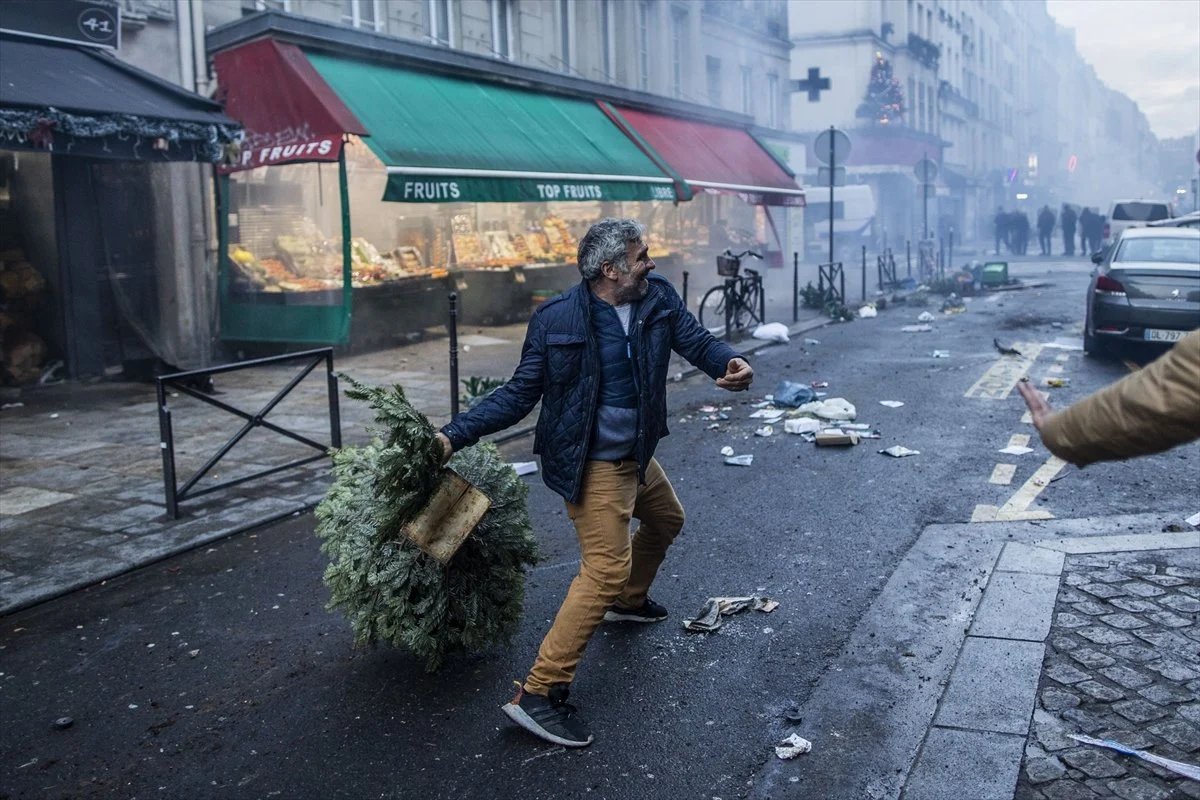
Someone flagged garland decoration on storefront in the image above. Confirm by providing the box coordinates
[0,107,241,161]
[315,378,539,672]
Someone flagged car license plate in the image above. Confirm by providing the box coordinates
[1144,328,1185,343]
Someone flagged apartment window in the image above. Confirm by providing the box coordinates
[428,0,452,45]
[766,73,779,128]
[559,0,573,73]
[343,0,381,30]
[741,66,753,115]
[638,1,651,90]
[491,0,511,59]
[670,7,687,99]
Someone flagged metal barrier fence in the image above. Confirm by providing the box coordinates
[156,348,341,519]
[818,261,845,307]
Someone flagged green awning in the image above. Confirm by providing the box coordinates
[304,51,686,203]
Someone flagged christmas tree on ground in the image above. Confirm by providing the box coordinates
[315,378,539,671]
[857,51,905,125]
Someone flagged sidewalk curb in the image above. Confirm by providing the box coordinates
[751,510,1196,800]
[3,315,831,618]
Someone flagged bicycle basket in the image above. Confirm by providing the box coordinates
[716,253,740,277]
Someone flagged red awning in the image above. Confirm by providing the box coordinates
[601,104,805,207]
[212,38,368,171]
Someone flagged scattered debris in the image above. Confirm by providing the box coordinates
[879,446,920,458]
[774,381,818,408]
[858,305,878,319]
[1045,377,1070,388]
[724,454,754,467]
[917,311,935,323]
[720,446,735,457]
[775,734,813,760]
[754,426,774,437]
[510,462,538,476]
[901,324,933,333]
[993,338,1022,356]
[798,398,856,420]
[752,322,791,343]
[940,294,966,314]
[683,595,778,633]
[815,429,859,447]
[1069,734,1200,781]
[783,418,822,436]
[932,350,950,358]
[998,445,1034,456]
[879,400,904,408]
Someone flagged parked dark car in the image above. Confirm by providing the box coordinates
[1085,227,1200,355]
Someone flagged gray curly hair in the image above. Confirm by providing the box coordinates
[577,218,646,281]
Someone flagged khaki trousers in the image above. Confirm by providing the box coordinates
[524,458,684,695]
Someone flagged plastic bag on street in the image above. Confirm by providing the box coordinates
[774,380,818,407]
[752,322,790,343]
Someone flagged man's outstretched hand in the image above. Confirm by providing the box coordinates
[435,432,453,466]
[1017,378,1052,430]
[716,357,753,392]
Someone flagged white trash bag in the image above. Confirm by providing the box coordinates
[751,322,790,343]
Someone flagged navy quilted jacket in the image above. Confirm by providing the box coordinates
[440,274,742,503]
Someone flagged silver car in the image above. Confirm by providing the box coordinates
[1086,227,1200,355]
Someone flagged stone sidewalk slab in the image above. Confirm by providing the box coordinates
[750,511,1197,800]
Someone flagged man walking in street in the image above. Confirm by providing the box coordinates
[1037,205,1056,256]
[436,218,754,748]
[1061,203,1077,256]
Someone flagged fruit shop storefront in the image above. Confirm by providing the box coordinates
[207,14,804,350]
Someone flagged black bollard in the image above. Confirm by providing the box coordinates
[861,245,867,302]
[448,292,460,419]
[793,252,799,322]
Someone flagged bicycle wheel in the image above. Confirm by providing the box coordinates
[699,285,726,330]
[742,281,765,327]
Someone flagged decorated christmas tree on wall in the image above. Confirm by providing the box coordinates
[857,52,905,125]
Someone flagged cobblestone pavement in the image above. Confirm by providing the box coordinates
[1016,549,1200,800]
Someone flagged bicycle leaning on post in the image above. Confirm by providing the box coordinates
[698,249,764,333]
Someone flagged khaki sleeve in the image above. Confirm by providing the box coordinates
[1039,329,1200,466]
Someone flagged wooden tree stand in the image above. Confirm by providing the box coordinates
[401,468,492,564]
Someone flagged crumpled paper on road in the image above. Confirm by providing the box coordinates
[775,733,813,760]
[683,595,780,633]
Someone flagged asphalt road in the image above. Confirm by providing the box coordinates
[2,257,1197,800]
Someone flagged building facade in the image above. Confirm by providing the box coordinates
[786,0,1161,252]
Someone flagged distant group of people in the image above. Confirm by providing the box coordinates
[994,204,1105,257]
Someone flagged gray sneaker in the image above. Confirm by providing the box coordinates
[603,597,668,623]
[501,683,593,748]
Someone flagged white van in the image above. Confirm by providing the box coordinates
[1104,200,1173,244]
